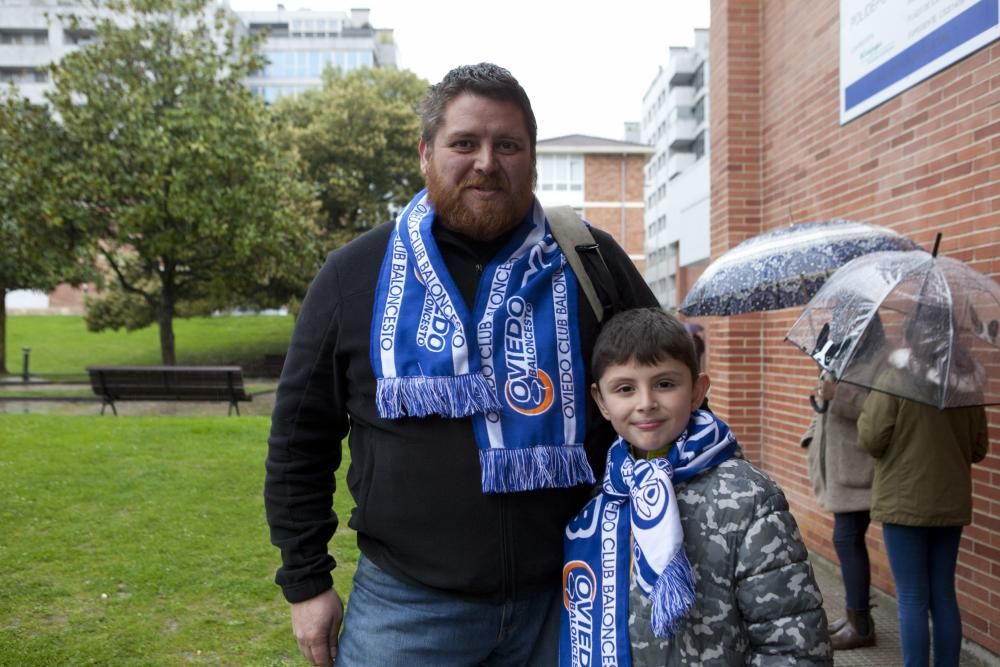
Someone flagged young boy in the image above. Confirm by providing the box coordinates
[560,308,832,666]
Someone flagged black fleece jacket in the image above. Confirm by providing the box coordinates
[264,219,657,604]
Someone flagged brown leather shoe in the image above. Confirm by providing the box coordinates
[830,609,875,650]
[829,603,876,634]
[828,615,848,634]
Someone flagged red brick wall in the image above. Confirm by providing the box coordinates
[706,0,766,462]
[709,0,1000,653]
[584,153,649,271]
[584,154,647,202]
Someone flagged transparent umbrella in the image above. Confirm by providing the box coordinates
[786,240,1000,409]
[679,219,921,316]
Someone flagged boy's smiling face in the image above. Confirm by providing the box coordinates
[591,356,710,452]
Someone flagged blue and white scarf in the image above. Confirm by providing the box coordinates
[371,189,594,493]
[560,410,738,667]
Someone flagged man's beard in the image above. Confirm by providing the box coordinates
[425,163,535,241]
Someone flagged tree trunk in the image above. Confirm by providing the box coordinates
[158,303,176,365]
[0,292,7,375]
[157,278,176,366]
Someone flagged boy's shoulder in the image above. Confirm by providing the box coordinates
[677,452,790,518]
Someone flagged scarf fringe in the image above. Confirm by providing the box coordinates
[376,374,503,418]
[650,549,696,638]
[480,445,595,493]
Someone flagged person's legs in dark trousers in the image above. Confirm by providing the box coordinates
[833,510,872,611]
[830,510,875,647]
[926,526,963,667]
[884,523,932,667]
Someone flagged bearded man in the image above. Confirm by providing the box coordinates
[265,63,657,667]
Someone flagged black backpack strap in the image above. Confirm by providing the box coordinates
[545,206,620,322]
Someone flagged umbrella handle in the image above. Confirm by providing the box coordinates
[810,395,829,414]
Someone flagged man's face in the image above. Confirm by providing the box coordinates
[419,93,535,241]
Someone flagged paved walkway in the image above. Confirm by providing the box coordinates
[810,552,1000,666]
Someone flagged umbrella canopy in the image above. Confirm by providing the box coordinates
[785,248,1000,409]
[679,219,921,316]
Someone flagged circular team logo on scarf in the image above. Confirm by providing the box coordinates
[505,369,554,415]
[631,462,671,529]
[562,560,596,609]
[503,297,555,415]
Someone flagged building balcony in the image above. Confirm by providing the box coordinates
[667,85,693,111]
[666,50,696,87]
[666,118,697,150]
[0,44,51,67]
[667,152,697,179]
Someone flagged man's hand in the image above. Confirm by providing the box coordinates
[816,372,836,401]
[291,589,345,666]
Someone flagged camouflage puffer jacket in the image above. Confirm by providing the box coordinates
[629,454,832,666]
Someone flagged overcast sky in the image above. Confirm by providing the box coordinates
[228,0,710,141]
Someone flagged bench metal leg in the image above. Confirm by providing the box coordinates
[100,399,118,416]
[229,401,240,417]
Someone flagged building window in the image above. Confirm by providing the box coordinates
[256,85,309,103]
[0,67,48,84]
[261,50,375,78]
[674,105,693,120]
[692,62,705,91]
[538,154,583,192]
[693,131,706,160]
[0,29,48,45]
[249,22,289,38]
[693,96,705,125]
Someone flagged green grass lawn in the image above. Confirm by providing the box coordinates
[4,315,294,377]
[0,415,357,666]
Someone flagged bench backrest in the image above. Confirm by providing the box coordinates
[86,366,250,401]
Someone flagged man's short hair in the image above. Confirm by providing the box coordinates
[591,307,700,384]
[420,63,537,157]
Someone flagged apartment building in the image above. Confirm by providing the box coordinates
[535,133,653,274]
[0,0,99,105]
[641,28,710,310]
[238,5,397,104]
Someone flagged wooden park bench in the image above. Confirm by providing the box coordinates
[86,366,252,416]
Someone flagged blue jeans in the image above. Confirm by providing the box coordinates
[882,523,964,667]
[337,555,561,667]
[833,510,871,610]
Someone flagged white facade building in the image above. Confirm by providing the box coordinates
[0,0,98,105]
[641,28,710,310]
[238,6,397,104]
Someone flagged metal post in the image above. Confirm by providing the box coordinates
[21,347,30,382]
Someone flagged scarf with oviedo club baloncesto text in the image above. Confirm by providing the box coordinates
[370,188,595,493]
[560,410,738,667]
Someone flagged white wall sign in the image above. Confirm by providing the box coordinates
[840,0,1000,123]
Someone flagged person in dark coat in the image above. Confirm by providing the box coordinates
[802,374,875,650]
[857,311,989,667]
[264,62,658,667]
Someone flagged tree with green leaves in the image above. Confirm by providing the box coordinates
[48,0,322,365]
[0,92,91,375]
[276,66,427,245]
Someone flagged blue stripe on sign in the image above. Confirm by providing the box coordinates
[845,0,998,111]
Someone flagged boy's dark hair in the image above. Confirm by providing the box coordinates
[419,63,537,159]
[592,307,701,383]
[691,332,705,368]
